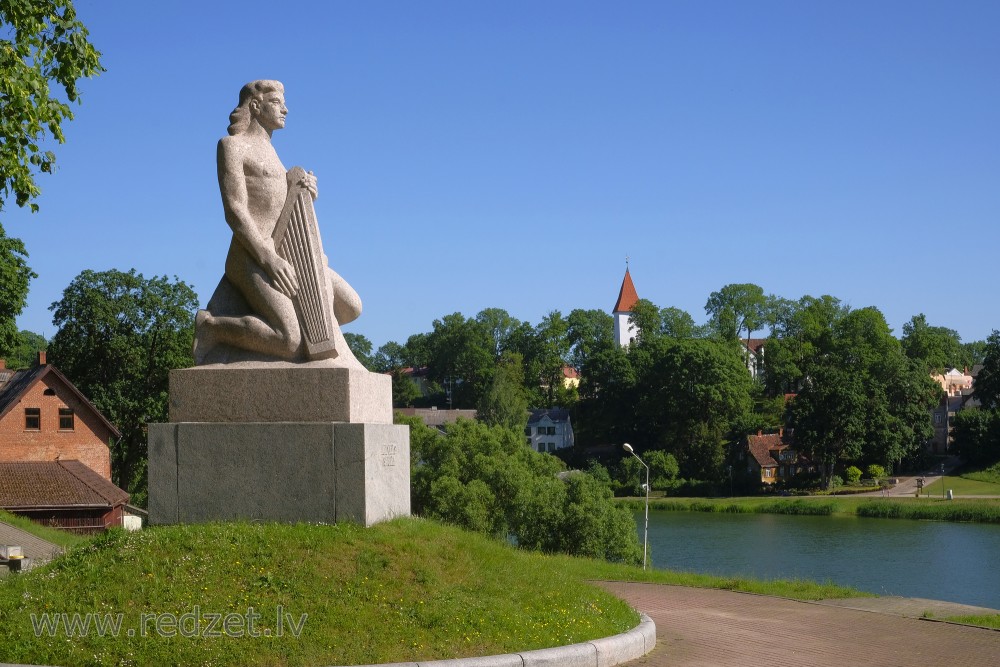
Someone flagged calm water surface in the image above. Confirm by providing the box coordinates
[641,510,1000,609]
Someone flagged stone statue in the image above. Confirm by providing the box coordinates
[150,80,409,527]
[194,80,364,369]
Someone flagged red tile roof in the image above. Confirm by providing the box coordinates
[613,269,639,313]
[747,435,780,468]
[0,461,129,510]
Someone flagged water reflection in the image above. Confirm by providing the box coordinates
[642,510,1000,608]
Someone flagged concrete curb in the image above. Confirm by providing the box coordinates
[330,614,657,667]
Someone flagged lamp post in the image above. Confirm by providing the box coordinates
[623,442,649,570]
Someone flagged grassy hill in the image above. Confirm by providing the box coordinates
[0,517,870,667]
[0,518,640,667]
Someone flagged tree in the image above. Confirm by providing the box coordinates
[901,314,963,373]
[763,294,849,395]
[1,0,104,213]
[0,227,35,355]
[565,308,613,371]
[477,351,529,432]
[424,312,493,408]
[973,331,1000,411]
[525,310,570,407]
[48,269,198,504]
[6,329,46,369]
[405,416,640,563]
[343,332,373,370]
[787,307,938,484]
[952,409,1000,465]
[705,283,767,345]
[371,340,407,373]
[474,307,523,360]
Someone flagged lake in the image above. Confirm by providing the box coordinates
[641,510,1000,609]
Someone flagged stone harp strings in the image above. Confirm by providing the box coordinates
[272,166,339,360]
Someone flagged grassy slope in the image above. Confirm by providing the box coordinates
[0,510,87,550]
[0,517,869,667]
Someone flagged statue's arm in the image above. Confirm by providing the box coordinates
[217,137,298,296]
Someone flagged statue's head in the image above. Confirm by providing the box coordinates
[227,80,285,136]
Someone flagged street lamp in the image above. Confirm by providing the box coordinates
[623,442,649,570]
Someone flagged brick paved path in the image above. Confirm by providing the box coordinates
[598,582,1000,667]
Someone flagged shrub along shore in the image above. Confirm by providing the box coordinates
[617,496,1000,524]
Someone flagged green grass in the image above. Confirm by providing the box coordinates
[619,495,1000,523]
[0,510,89,550]
[922,469,1000,496]
[963,461,1000,485]
[0,517,872,667]
[855,499,1000,523]
[945,614,1000,629]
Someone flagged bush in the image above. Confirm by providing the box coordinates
[844,466,863,485]
[866,464,886,481]
[829,475,844,489]
[402,416,642,564]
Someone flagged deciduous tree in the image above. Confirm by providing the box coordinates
[0,228,35,355]
[48,269,198,504]
[1,0,103,213]
[973,331,1000,411]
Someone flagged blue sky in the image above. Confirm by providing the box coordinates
[7,1,999,349]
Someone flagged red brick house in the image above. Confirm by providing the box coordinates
[0,353,130,530]
[0,353,119,479]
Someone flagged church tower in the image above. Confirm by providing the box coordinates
[613,266,639,347]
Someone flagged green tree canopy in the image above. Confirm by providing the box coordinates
[405,416,640,563]
[477,351,529,432]
[5,329,46,369]
[901,313,964,373]
[0,227,35,355]
[343,332,374,370]
[705,283,767,344]
[1,0,103,213]
[974,331,1000,411]
[48,269,198,504]
[787,307,938,484]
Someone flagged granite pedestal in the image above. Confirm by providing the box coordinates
[148,364,409,526]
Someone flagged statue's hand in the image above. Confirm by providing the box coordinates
[299,170,318,200]
[264,251,299,297]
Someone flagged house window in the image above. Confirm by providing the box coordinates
[25,408,40,430]
[525,427,531,436]
[59,408,75,430]
[934,413,942,425]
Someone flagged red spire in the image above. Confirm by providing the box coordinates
[613,268,639,313]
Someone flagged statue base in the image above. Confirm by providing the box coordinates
[148,364,408,526]
[148,421,409,526]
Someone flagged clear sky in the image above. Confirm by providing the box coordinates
[7,0,999,349]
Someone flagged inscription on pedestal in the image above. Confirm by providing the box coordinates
[381,442,398,467]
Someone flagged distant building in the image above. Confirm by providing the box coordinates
[613,267,640,348]
[929,366,981,453]
[738,430,813,485]
[742,338,767,380]
[526,408,574,453]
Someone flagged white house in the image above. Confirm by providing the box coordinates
[526,408,575,453]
